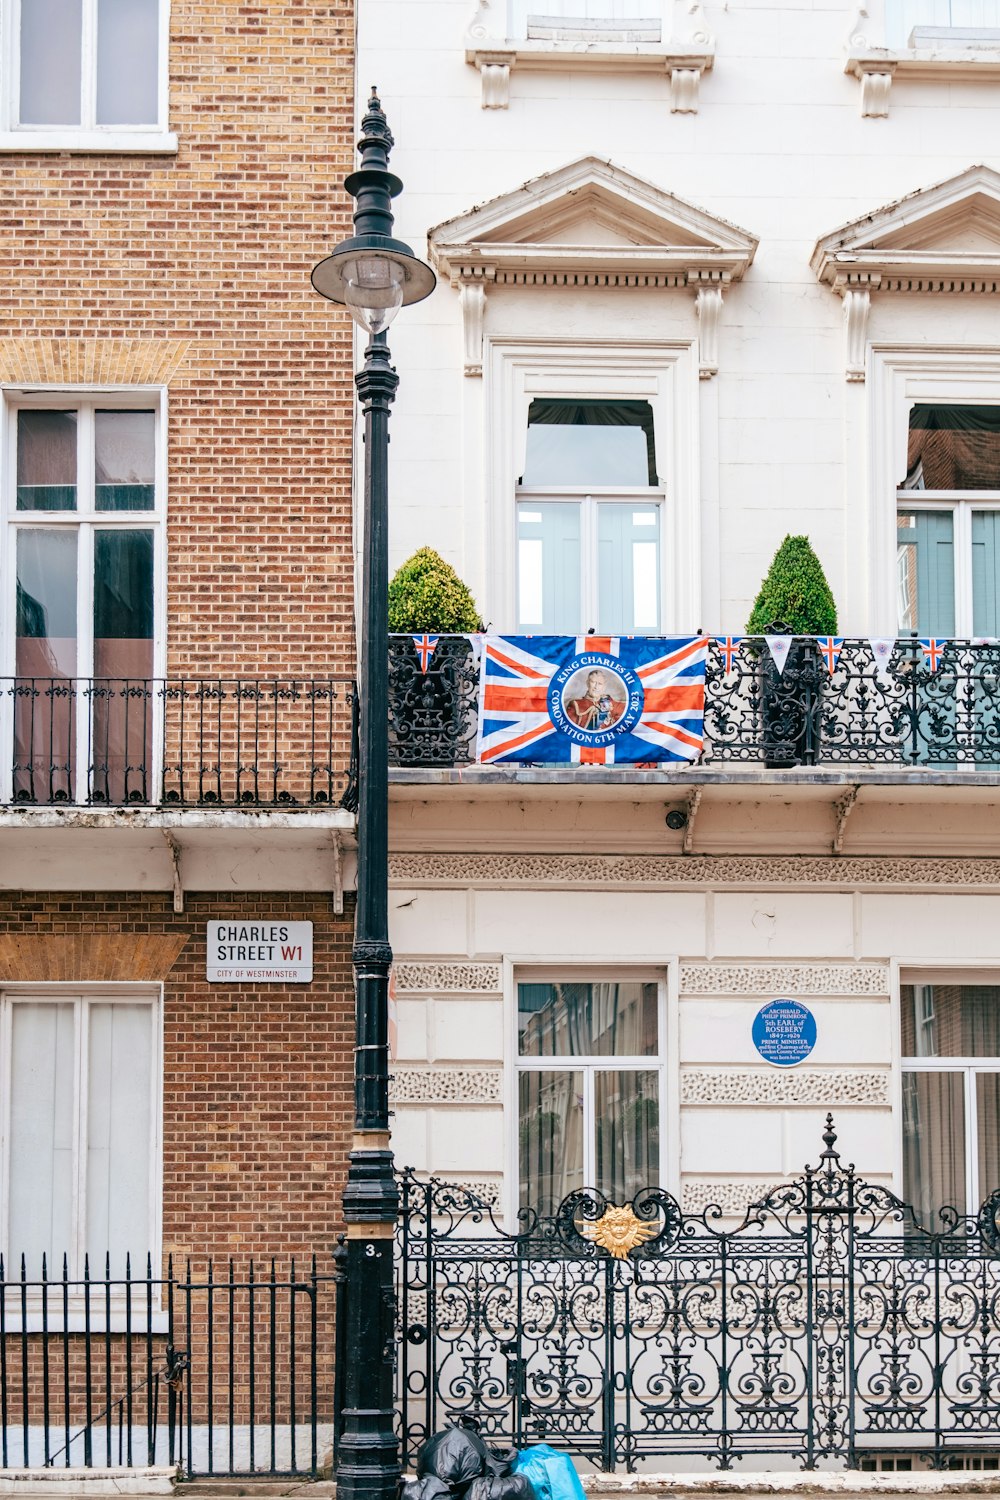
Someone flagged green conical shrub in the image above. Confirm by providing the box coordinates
[387,547,482,633]
[746,535,838,636]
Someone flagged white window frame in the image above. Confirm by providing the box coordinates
[0,983,164,1329]
[489,342,700,635]
[0,385,169,805]
[871,351,1000,634]
[504,958,679,1231]
[516,484,665,635]
[0,0,176,153]
[893,963,1000,1206]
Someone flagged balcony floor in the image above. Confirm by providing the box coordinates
[0,805,356,896]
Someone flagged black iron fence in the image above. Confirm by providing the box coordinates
[0,1252,341,1477]
[396,1119,1000,1471]
[388,634,1000,768]
[2,677,355,808]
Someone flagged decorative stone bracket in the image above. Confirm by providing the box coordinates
[835,273,880,383]
[845,56,896,117]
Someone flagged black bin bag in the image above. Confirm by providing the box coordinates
[417,1425,490,1491]
[402,1479,454,1500]
[467,1474,537,1500]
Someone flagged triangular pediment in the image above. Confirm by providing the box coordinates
[429,157,757,285]
[812,165,1000,288]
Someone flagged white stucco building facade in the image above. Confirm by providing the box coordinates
[357,0,1000,1260]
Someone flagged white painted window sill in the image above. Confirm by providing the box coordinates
[466,39,714,110]
[2,1309,169,1334]
[0,130,178,154]
[846,46,1000,113]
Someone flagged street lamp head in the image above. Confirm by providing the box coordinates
[311,88,435,334]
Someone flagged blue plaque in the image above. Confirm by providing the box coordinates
[752,999,816,1067]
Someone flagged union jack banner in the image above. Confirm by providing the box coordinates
[477,634,708,765]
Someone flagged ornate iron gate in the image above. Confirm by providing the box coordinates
[396,1117,1000,1471]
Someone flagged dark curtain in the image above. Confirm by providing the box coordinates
[527,399,657,484]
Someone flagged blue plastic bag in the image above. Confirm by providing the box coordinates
[512,1444,586,1500]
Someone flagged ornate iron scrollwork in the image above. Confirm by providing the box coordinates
[396,1117,1000,1472]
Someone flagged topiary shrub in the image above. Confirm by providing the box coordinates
[387,547,482,633]
[746,535,838,637]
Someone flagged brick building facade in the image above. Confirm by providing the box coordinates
[0,0,359,1473]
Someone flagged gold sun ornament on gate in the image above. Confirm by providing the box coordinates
[579,1204,658,1260]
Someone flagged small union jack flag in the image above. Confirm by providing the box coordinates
[715,636,743,673]
[816,636,844,675]
[918,638,945,672]
[411,634,440,672]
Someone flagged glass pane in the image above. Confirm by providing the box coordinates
[597,503,660,633]
[516,502,580,632]
[16,529,78,676]
[972,512,1000,637]
[518,980,657,1057]
[896,510,955,635]
[87,1004,152,1274]
[18,0,82,125]
[902,1070,966,1221]
[93,529,153,661]
[595,1070,659,1201]
[901,984,1000,1057]
[15,530,78,802]
[17,410,77,510]
[95,410,155,509]
[522,400,656,487]
[905,405,1000,490]
[8,1002,76,1275]
[96,0,158,124]
[93,531,154,802]
[977,1072,1000,1201]
[519,1070,583,1218]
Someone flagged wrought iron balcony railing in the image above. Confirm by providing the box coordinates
[388,633,1000,769]
[2,677,356,809]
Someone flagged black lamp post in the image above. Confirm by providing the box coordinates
[311,91,435,1500]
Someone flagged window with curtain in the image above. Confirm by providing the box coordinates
[10,0,163,132]
[897,405,1000,637]
[7,398,162,805]
[900,982,1000,1225]
[1,990,160,1280]
[516,399,663,635]
[517,977,664,1217]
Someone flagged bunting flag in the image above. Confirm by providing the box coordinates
[715,636,744,673]
[816,636,844,675]
[765,636,793,676]
[476,634,708,765]
[411,634,440,672]
[919,637,945,673]
[868,637,896,677]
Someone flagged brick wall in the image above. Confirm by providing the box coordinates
[0,890,357,1260]
[0,0,356,694]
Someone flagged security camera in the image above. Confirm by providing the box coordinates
[665,809,688,831]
